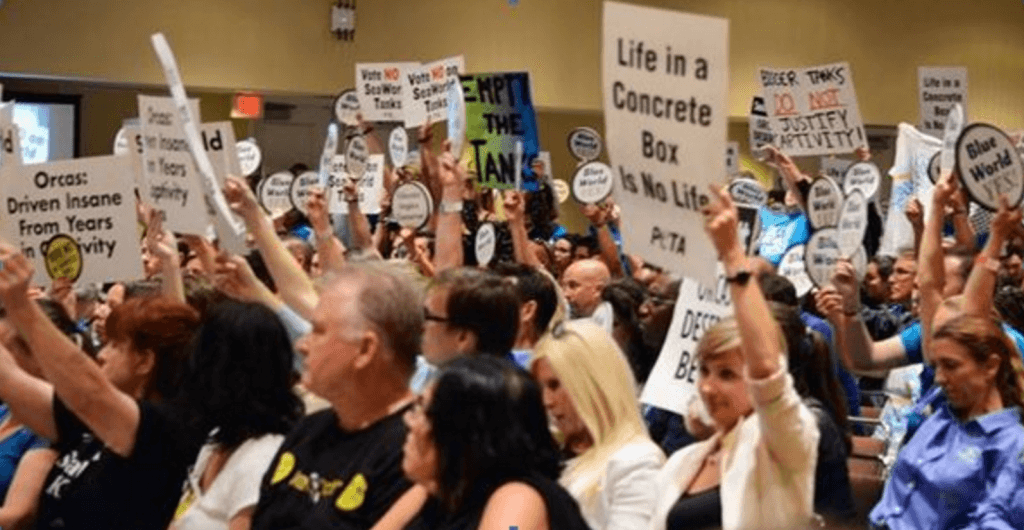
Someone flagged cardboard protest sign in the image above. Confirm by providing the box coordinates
[334,89,360,126]
[838,190,868,258]
[236,138,262,177]
[779,244,813,297]
[843,162,880,200]
[113,125,146,192]
[640,267,732,415]
[329,154,384,215]
[568,127,603,163]
[475,222,497,266]
[603,2,728,287]
[403,56,465,127]
[748,96,774,152]
[805,228,841,288]
[759,62,866,156]
[806,176,842,229]
[955,124,1024,210]
[571,162,615,204]
[391,181,433,229]
[728,178,767,206]
[919,67,968,139]
[258,171,294,217]
[461,72,540,191]
[0,103,23,168]
[0,155,143,284]
[18,122,48,165]
[356,62,418,123]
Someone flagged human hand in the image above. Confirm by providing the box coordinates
[213,252,273,305]
[855,146,871,162]
[582,202,609,227]
[503,190,526,223]
[306,188,332,234]
[904,197,924,229]
[814,286,846,325]
[0,242,36,308]
[144,209,179,265]
[223,175,262,220]
[990,195,1024,243]
[932,170,960,209]
[830,259,860,315]
[49,277,78,321]
[701,184,742,263]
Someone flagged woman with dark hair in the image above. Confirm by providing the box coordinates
[374,356,589,530]
[170,301,303,530]
[601,279,655,386]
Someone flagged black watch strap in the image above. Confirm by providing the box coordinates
[725,269,752,285]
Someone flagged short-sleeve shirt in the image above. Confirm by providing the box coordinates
[757,207,810,267]
[251,407,412,530]
[901,321,1024,393]
[0,405,49,500]
[35,397,202,530]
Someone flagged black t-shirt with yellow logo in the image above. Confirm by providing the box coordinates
[251,407,412,530]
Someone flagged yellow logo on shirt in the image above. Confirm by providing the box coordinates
[335,473,368,511]
[173,487,196,520]
[271,452,296,485]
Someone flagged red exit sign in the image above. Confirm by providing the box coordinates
[231,92,264,119]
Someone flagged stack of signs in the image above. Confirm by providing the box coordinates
[918,67,968,139]
[602,2,728,287]
[955,123,1024,211]
[462,72,540,191]
[803,162,874,288]
[0,155,143,284]
[728,178,766,255]
[758,62,866,156]
[404,56,465,128]
[356,62,418,123]
[748,96,774,152]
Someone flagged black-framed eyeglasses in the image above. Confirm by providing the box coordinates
[644,293,676,307]
[423,307,449,323]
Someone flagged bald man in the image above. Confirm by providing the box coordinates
[561,259,611,318]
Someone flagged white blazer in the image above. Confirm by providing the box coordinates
[648,365,820,530]
[565,438,665,530]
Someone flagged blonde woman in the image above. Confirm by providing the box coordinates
[532,320,664,530]
[648,185,819,530]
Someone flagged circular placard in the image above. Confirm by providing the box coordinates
[728,177,767,206]
[392,181,433,230]
[113,127,130,156]
[236,139,262,177]
[852,245,867,283]
[779,244,813,297]
[807,176,843,229]
[345,135,369,181]
[447,81,466,157]
[955,123,1024,211]
[571,161,615,204]
[259,171,295,217]
[843,162,880,200]
[475,222,497,266]
[552,179,570,204]
[927,151,941,185]
[805,228,841,288]
[42,234,83,282]
[289,171,320,215]
[334,89,360,127]
[837,190,868,258]
[389,127,409,168]
[567,127,603,162]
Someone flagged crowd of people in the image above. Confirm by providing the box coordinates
[0,110,1020,530]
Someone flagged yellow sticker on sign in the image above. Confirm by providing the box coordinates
[42,234,83,282]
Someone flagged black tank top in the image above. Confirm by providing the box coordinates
[666,486,722,530]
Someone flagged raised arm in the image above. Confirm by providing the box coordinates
[0,447,57,529]
[144,209,185,304]
[223,176,318,320]
[0,342,56,441]
[434,142,465,273]
[342,180,377,256]
[761,146,810,212]
[919,172,957,364]
[582,202,626,278]
[503,190,543,270]
[0,247,139,457]
[904,198,924,256]
[815,281,904,377]
[963,197,1021,317]
[306,188,347,275]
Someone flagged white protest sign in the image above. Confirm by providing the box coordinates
[475,222,497,266]
[838,190,868,258]
[392,181,433,229]
[779,244,813,297]
[259,171,295,217]
[329,154,384,215]
[552,179,571,204]
[571,161,615,204]
[919,67,968,139]
[725,142,739,176]
[807,176,843,229]
[759,62,866,156]
[0,103,23,167]
[956,124,1024,210]
[843,161,880,200]
[603,2,728,287]
[748,95,774,153]
[940,103,964,180]
[317,123,340,190]
[0,155,142,284]
[201,122,243,183]
[114,125,146,192]
[728,177,767,206]
[389,126,409,167]
[290,171,320,216]
[568,127,603,163]
[345,135,369,181]
[447,79,467,157]
[334,89,360,126]
[236,138,262,177]
[356,62,418,122]
[736,204,762,255]
[403,56,465,127]
[820,157,852,188]
[805,228,841,288]
[640,266,733,415]
[113,127,131,156]
[927,152,941,184]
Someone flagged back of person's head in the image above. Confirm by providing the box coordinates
[759,273,798,307]
[872,255,895,279]
[995,285,1024,336]
[493,262,558,338]
[183,274,226,318]
[601,279,654,383]
[428,356,561,513]
[105,297,200,401]
[934,314,1024,416]
[181,300,303,448]
[123,279,163,301]
[432,268,519,358]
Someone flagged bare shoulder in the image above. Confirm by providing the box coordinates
[477,481,549,530]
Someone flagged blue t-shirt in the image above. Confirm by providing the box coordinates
[757,207,810,266]
[0,405,49,500]
[900,320,1024,393]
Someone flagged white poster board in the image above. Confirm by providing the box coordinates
[918,67,968,139]
[114,125,146,192]
[0,103,23,168]
[356,62,419,123]
[403,56,465,127]
[329,154,385,215]
[603,1,728,286]
[759,62,866,156]
[0,155,143,285]
[748,96,774,153]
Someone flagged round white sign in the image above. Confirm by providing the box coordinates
[571,161,615,204]
[567,127,603,162]
[334,89,360,126]
[345,135,369,181]
[113,127,130,156]
[779,244,813,297]
[955,123,1024,211]
[852,245,867,283]
[389,127,409,168]
[837,190,868,258]
[728,177,767,206]
[807,176,843,229]
[236,139,262,177]
[392,181,433,230]
[447,81,467,157]
[843,162,880,200]
[941,103,965,179]
[289,171,320,215]
[552,179,571,204]
[475,222,497,266]
[927,151,941,184]
[259,171,295,217]
[805,228,841,289]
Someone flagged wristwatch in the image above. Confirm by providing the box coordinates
[439,200,464,214]
[725,268,752,286]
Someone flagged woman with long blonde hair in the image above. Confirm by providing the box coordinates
[532,320,664,530]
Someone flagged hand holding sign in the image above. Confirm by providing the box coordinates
[0,242,35,303]
[990,195,1024,242]
[225,175,264,221]
[805,228,841,288]
[829,259,861,315]
[144,208,179,267]
[955,123,1024,211]
[305,188,332,236]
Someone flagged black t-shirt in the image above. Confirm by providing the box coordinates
[36,397,202,530]
[252,407,412,530]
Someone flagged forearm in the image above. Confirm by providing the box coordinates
[0,346,57,441]
[963,231,1002,316]
[595,226,625,277]
[951,211,975,249]
[346,204,375,252]
[245,212,318,320]
[0,448,57,529]
[315,233,347,275]
[508,215,541,269]
[722,249,780,378]
[159,257,186,304]
[434,188,464,273]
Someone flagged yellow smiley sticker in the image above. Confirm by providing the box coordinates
[335,473,368,511]
[42,234,83,282]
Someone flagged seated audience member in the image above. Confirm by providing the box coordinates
[601,279,654,385]
[533,321,664,530]
[561,259,611,319]
[170,301,303,530]
[0,247,203,530]
[493,263,559,356]
[650,186,819,530]
[375,356,590,530]
[252,263,420,530]
[869,315,1024,529]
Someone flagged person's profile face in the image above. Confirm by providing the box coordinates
[420,287,467,365]
[402,388,440,491]
[863,262,888,303]
[932,338,998,419]
[888,257,917,303]
[552,239,572,269]
[532,357,589,453]
[297,284,362,399]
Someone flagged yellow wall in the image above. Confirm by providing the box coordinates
[1,0,1021,127]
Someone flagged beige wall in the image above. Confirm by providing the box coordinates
[1,0,1021,127]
